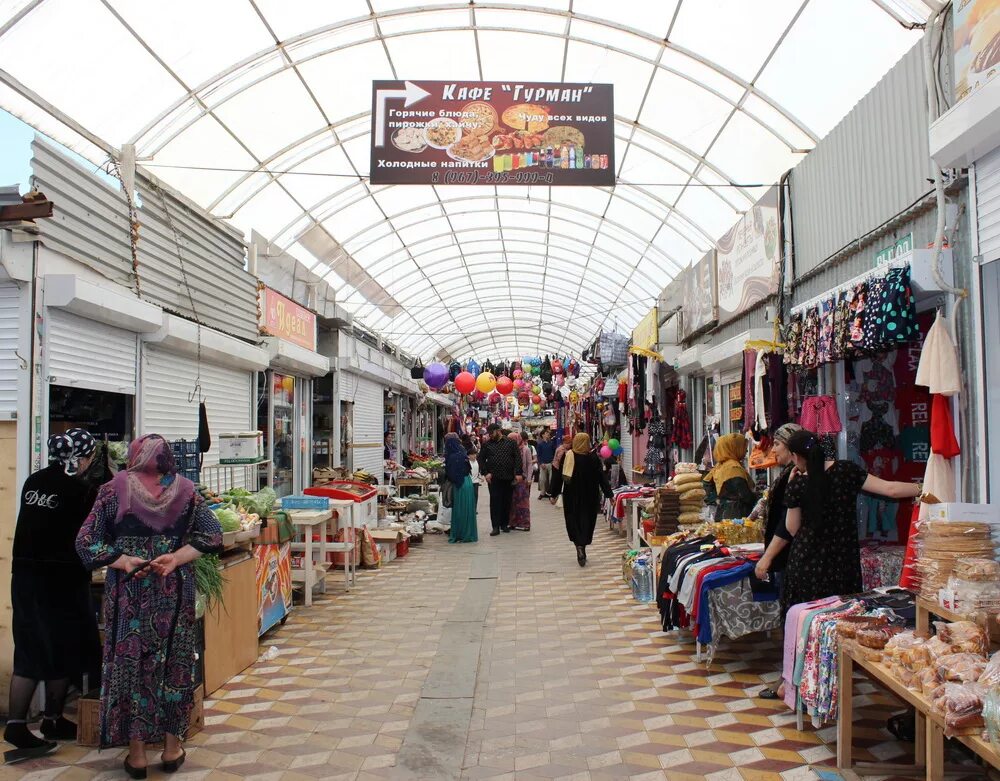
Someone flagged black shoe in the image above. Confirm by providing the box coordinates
[40,716,77,742]
[576,545,586,566]
[501,527,510,533]
[489,530,500,537]
[3,722,52,751]
[161,748,186,773]
[3,742,57,764]
[124,758,148,779]
[758,688,779,700]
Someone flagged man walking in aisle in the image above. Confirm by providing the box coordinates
[479,424,522,536]
[535,428,556,499]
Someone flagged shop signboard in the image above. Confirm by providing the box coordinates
[682,250,717,339]
[259,286,317,351]
[631,307,658,351]
[715,185,781,324]
[953,0,1000,104]
[874,233,914,267]
[369,80,614,186]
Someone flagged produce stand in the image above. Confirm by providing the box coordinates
[837,634,1000,780]
[396,477,430,497]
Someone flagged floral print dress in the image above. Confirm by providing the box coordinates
[76,487,222,747]
[781,461,868,616]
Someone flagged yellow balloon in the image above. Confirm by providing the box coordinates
[475,372,497,394]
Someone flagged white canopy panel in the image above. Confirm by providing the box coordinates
[0,0,933,359]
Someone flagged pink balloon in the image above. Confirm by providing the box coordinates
[599,445,613,459]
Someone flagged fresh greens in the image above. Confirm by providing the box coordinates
[194,554,225,612]
[213,507,242,532]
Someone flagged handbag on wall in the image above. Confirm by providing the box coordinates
[410,358,425,380]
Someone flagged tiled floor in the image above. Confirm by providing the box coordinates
[1,499,938,780]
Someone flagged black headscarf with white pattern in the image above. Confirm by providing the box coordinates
[47,428,96,475]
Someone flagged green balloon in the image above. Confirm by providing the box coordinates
[608,438,620,451]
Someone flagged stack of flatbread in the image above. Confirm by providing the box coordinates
[672,471,706,525]
[916,521,998,600]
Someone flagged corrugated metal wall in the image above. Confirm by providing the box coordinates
[0,282,20,415]
[976,146,1000,264]
[30,139,259,342]
[340,372,384,478]
[789,42,932,275]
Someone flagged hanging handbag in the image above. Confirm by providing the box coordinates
[410,357,425,380]
[441,480,454,508]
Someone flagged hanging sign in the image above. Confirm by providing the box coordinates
[369,80,615,186]
[874,233,914,267]
[259,287,317,352]
[715,185,781,324]
[953,0,1000,104]
[682,250,717,339]
[631,307,658,351]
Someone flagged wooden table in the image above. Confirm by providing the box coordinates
[396,477,430,497]
[837,640,1000,779]
[287,509,355,603]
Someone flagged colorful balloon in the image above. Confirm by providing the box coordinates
[613,447,623,456]
[513,369,524,379]
[608,438,620,451]
[532,403,542,413]
[475,372,497,394]
[531,365,540,376]
[424,362,449,389]
[454,371,476,395]
[531,394,541,405]
[599,445,613,459]
[495,376,513,395]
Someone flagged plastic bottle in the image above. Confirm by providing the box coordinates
[632,556,654,603]
[576,147,584,169]
[560,145,569,169]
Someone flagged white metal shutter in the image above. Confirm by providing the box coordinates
[140,345,252,484]
[0,282,21,414]
[977,146,1000,265]
[47,308,137,393]
[343,373,383,478]
[621,432,634,484]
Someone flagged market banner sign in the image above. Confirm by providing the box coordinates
[369,80,614,186]
[682,250,717,339]
[954,0,1000,104]
[715,185,780,324]
[631,307,658,351]
[260,286,317,352]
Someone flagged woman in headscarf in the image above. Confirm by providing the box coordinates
[5,429,101,757]
[508,432,533,531]
[702,432,756,521]
[76,435,222,778]
[444,433,478,544]
[549,433,614,566]
[552,434,573,471]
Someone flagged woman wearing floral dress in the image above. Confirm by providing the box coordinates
[508,432,532,531]
[76,435,221,778]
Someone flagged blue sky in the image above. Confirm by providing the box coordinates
[0,109,32,192]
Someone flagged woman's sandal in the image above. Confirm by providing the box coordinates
[161,749,186,774]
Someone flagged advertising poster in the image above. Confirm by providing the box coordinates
[715,185,780,324]
[255,542,293,636]
[954,0,1000,103]
[682,250,717,338]
[370,80,614,186]
[259,287,317,351]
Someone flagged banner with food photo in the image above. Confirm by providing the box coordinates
[682,249,717,339]
[715,185,780,325]
[954,0,1000,103]
[370,80,614,186]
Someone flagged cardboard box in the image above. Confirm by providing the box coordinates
[376,541,397,563]
[925,502,1000,525]
[219,432,263,464]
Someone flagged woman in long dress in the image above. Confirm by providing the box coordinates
[5,430,102,757]
[508,432,532,531]
[444,433,478,544]
[76,434,222,778]
[549,433,613,566]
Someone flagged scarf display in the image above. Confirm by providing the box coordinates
[110,434,195,531]
[704,433,752,493]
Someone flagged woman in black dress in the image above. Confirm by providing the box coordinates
[5,429,102,756]
[549,433,613,566]
[774,429,921,617]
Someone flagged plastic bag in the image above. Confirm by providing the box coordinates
[935,621,989,656]
[884,631,922,661]
[857,625,903,650]
[978,650,1000,687]
[936,652,988,683]
[916,666,942,695]
[933,682,986,736]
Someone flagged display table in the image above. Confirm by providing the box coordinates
[396,477,430,497]
[287,509,355,602]
[203,554,258,695]
[837,640,1000,779]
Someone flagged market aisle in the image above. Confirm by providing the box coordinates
[4,499,912,781]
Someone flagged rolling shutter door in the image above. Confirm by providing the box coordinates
[47,308,137,394]
[977,146,1000,265]
[343,373,383,478]
[620,433,634,484]
[140,344,252,484]
[0,282,21,415]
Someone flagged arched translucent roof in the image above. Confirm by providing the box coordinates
[0,0,934,360]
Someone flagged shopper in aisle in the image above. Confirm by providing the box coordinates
[76,434,222,778]
[444,433,478,544]
[766,429,922,619]
[508,432,533,531]
[749,422,802,700]
[535,428,556,499]
[480,423,522,536]
[549,433,614,566]
[703,432,756,520]
[5,430,102,757]
[468,448,482,508]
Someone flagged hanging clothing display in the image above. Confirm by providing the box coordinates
[798,395,842,434]
[671,390,692,449]
[915,311,960,396]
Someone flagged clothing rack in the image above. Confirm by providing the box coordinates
[790,257,911,316]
